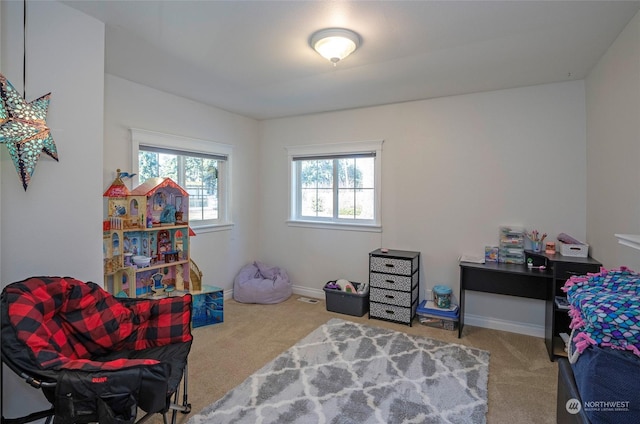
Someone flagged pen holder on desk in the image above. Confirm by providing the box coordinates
[526,230,547,254]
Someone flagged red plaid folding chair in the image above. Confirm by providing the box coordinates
[1,276,193,424]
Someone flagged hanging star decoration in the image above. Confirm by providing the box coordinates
[0,73,58,190]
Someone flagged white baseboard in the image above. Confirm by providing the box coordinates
[292,285,324,299]
[464,313,544,338]
[224,286,323,301]
[227,285,542,338]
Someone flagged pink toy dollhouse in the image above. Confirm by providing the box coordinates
[129,177,189,228]
[103,175,192,297]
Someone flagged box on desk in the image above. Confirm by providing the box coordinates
[558,241,589,257]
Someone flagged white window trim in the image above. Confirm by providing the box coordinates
[286,140,383,232]
[131,128,234,233]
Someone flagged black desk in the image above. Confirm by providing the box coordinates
[458,261,552,339]
[459,253,601,361]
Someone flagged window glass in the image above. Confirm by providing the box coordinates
[287,141,382,230]
[300,159,333,218]
[138,150,220,221]
[131,129,232,231]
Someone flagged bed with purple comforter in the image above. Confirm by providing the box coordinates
[560,267,640,423]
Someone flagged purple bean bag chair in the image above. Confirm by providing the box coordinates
[233,261,292,304]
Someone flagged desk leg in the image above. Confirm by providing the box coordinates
[458,270,465,338]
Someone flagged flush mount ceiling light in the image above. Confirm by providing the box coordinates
[310,28,361,65]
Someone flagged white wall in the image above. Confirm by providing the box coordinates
[259,81,588,336]
[586,11,640,270]
[0,0,635,419]
[0,0,104,418]
[104,75,260,291]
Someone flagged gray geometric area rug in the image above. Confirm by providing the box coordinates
[188,318,490,424]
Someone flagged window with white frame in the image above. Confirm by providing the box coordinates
[131,129,232,231]
[287,140,383,230]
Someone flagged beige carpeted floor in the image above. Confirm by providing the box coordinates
[160,295,558,424]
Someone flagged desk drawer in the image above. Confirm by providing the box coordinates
[555,262,601,281]
[461,265,548,300]
[370,285,418,307]
[370,272,418,291]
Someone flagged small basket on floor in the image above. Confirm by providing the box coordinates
[323,281,369,317]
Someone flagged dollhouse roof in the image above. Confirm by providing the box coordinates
[130,177,189,197]
[103,175,131,197]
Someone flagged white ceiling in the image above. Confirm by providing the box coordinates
[61,1,640,120]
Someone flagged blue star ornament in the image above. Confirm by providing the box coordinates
[0,73,58,190]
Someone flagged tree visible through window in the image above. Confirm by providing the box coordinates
[131,129,232,230]
[138,149,221,222]
[299,157,374,220]
[288,140,382,228]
